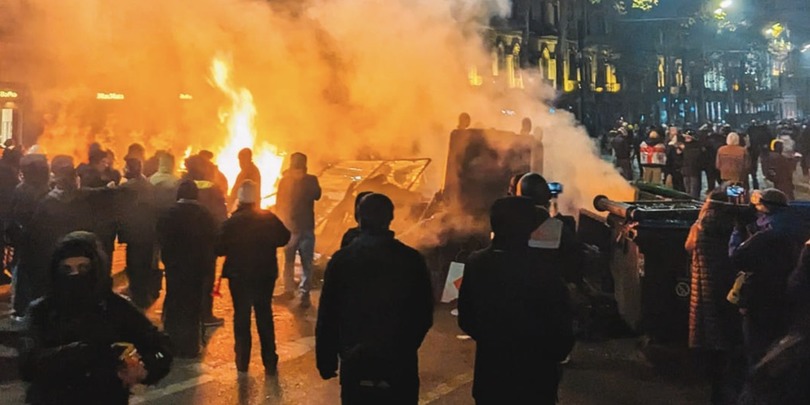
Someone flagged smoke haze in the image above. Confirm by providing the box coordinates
[2,0,634,212]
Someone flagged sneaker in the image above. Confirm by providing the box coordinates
[203,316,225,327]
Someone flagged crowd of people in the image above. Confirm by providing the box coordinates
[608,120,810,200]
[686,184,810,404]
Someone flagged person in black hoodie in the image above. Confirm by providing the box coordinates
[682,130,705,199]
[157,180,218,357]
[217,180,290,374]
[119,158,158,309]
[339,191,373,249]
[316,193,433,405]
[7,155,50,317]
[458,197,574,405]
[19,231,172,405]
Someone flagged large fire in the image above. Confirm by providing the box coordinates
[209,56,285,207]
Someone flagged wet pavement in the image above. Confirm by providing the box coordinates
[0,256,711,405]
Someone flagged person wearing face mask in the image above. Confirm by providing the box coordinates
[19,231,172,405]
[729,189,806,367]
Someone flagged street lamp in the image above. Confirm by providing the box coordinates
[720,0,733,9]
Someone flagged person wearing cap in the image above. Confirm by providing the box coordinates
[764,140,798,201]
[516,173,583,285]
[458,197,574,405]
[729,188,806,366]
[316,193,433,404]
[119,158,159,309]
[19,231,172,405]
[681,130,705,199]
[276,152,321,308]
[216,180,290,374]
[157,180,218,358]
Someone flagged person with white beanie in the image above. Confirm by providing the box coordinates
[216,180,290,374]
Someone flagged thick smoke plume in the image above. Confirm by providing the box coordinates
[2,0,633,213]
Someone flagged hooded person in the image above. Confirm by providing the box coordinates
[183,154,227,224]
[157,180,219,357]
[639,131,667,184]
[119,157,159,309]
[730,188,807,367]
[198,150,229,197]
[149,151,180,212]
[23,156,95,316]
[316,193,433,405]
[611,126,633,180]
[339,191,374,248]
[19,231,172,405]
[216,180,290,374]
[7,155,50,317]
[458,197,574,405]
[276,152,322,308]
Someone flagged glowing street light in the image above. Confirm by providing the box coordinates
[720,0,733,9]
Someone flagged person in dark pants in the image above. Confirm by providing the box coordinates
[217,180,290,374]
[316,193,433,405]
[119,158,158,309]
[611,128,633,180]
[19,231,172,405]
[276,152,322,308]
[157,180,218,358]
[764,140,798,201]
[339,191,373,249]
[682,130,705,199]
[747,122,773,189]
[729,188,805,367]
[458,197,574,405]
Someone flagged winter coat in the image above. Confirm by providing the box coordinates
[216,205,290,283]
[276,169,321,233]
[459,240,574,403]
[716,145,749,183]
[665,142,684,175]
[681,141,705,177]
[19,233,171,405]
[117,177,157,245]
[686,201,740,350]
[193,180,227,224]
[611,135,632,160]
[316,231,433,397]
[731,208,805,320]
[765,152,797,196]
[157,200,217,356]
[0,159,19,222]
[640,138,667,167]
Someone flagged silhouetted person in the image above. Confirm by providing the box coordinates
[119,158,158,309]
[217,180,290,374]
[7,155,50,317]
[19,231,172,405]
[276,152,321,308]
[457,112,471,130]
[229,148,262,209]
[765,140,797,201]
[611,127,633,180]
[316,193,433,405]
[198,150,229,197]
[339,191,373,248]
[458,197,574,405]
[157,180,218,357]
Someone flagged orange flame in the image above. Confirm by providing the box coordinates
[210,56,284,207]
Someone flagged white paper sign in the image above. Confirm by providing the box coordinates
[441,261,465,303]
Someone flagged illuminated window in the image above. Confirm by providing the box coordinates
[657,56,666,88]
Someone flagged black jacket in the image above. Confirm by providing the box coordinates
[275,169,321,233]
[216,205,290,283]
[681,141,705,177]
[157,200,218,280]
[458,241,574,402]
[117,177,157,244]
[316,231,433,390]
[611,135,632,160]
